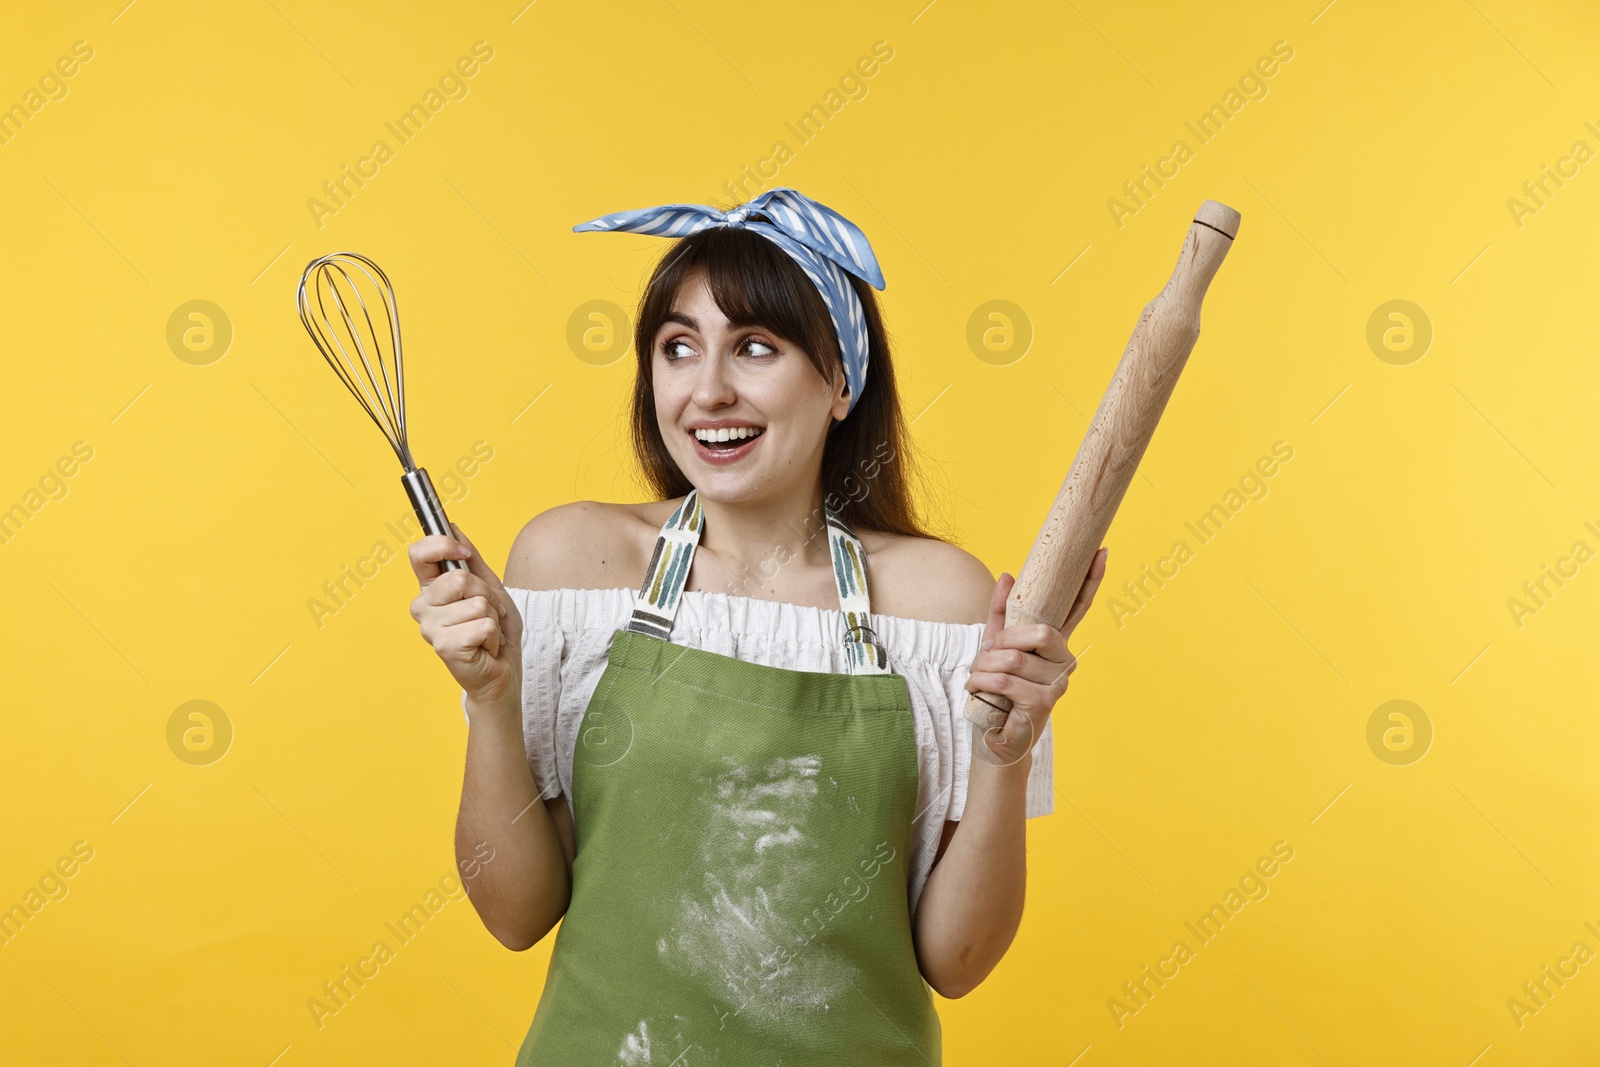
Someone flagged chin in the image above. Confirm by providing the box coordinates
[681,470,764,501]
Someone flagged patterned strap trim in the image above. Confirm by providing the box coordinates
[827,511,890,674]
[625,488,891,675]
[625,490,704,640]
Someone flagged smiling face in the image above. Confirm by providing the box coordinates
[652,270,848,505]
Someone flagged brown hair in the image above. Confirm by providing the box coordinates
[628,224,939,540]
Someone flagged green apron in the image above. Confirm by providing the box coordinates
[518,488,942,1065]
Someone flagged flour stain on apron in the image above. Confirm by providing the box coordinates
[658,753,852,1026]
[617,1019,652,1064]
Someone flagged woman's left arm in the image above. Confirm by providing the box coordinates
[913,548,1107,999]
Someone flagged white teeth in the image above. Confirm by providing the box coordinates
[693,426,762,443]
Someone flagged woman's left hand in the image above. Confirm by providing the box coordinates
[964,547,1108,766]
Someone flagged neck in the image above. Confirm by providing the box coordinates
[695,481,835,582]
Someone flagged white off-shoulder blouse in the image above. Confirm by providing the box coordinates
[492,585,1055,916]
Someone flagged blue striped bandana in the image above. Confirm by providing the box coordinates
[573,187,886,422]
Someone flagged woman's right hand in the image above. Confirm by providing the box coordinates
[408,523,523,707]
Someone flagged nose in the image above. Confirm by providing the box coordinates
[689,348,738,410]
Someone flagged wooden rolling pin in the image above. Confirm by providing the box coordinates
[965,200,1241,731]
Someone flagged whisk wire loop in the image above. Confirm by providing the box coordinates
[297,252,415,471]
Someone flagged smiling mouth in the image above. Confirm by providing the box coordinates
[688,426,764,461]
[689,427,764,451]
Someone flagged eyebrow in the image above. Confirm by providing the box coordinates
[662,312,698,331]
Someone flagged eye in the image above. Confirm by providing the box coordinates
[660,338,695,362]
[742,337,778,358]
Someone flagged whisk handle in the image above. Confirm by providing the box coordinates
[401,467,466,573]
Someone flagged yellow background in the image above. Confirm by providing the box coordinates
[3,0,1597,1063]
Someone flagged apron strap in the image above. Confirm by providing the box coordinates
[626,488,891,675]
[625,490,704,640]
[827,510,891,674]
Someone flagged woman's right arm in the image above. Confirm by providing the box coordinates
[408,516,572,951]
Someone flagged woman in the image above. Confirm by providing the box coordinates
[407,187,1107,1063]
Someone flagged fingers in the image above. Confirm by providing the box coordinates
[985,621,1070,662]
[966,664,1067,715]
[450,524,503,589]
[409,532,472,582]
[965,552,1105,728]
[410,565,475,608]
[430,615,503,664]
[982,548,1107,658]
[418,594,501,651]
[968,613,1077,710]
[967,643,1076,691]
[451,523,513,619]
[478,616,503,660]
[1061,546,1109,636]
[978,572,1012,651]
[423,595,497,632]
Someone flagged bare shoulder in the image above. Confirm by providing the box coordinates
[857,530,994,626]
[504,498,680,591]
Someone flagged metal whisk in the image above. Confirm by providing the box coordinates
[297,252,464,572]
